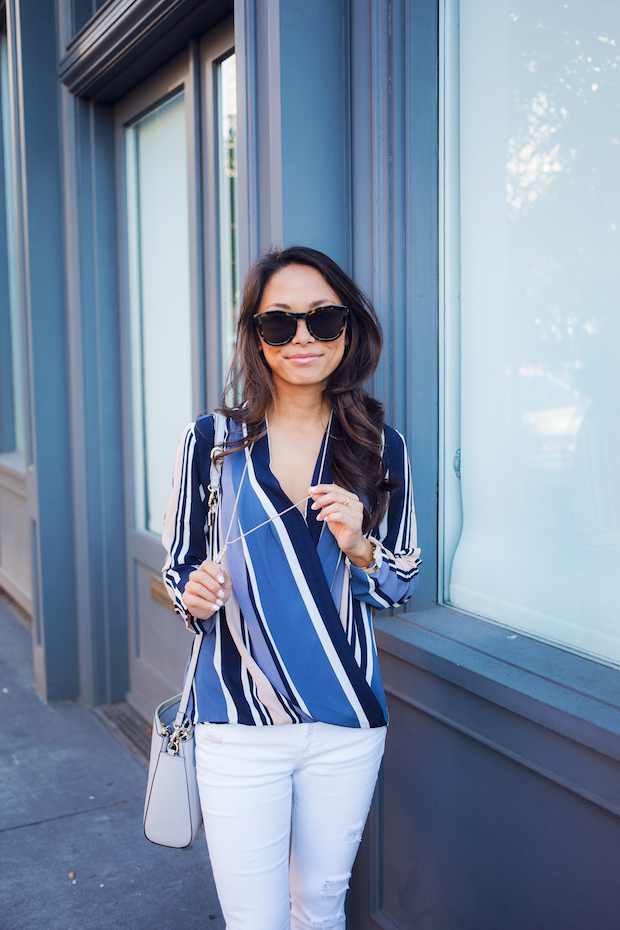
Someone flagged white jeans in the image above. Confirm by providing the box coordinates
[195,721,386,930]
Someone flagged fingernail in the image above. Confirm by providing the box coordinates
[311,502,317,509]
[217,575,225,584]
[216,599,223,607]
[308,486,316,491]
[217,588,225,598]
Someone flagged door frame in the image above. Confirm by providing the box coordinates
[113,17,235,717]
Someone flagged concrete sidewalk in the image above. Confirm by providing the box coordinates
[0,595,224,930]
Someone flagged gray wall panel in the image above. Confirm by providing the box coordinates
[64,93,129,705]
[7,0,79,700]
[377,690,620,930]
[279,0,350,268]
[350,0,438,611]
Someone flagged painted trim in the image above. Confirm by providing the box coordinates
[385,682,620,819]
[376,610,620,760]
[58,0,232,101]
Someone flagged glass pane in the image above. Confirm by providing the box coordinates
[218,53,239,392]
[447,2,620,662]
[0,33,24,454]
[125,92,193,535]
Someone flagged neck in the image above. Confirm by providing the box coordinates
[268,382,330,429]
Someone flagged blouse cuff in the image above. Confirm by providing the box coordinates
[348,554,391,595]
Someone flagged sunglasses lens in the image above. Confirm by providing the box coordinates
[309,306,347,341]
[255,306,348,345]
[258,312,297,345]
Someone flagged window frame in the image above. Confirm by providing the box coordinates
[437,0,620,674]
[200,15,237,412]
[114,48,202,546]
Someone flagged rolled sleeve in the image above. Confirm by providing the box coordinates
[162,421,214,633]
[350,428,422,610]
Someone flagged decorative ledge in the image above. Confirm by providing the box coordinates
[58,0,230,102]
[375,606,620,762]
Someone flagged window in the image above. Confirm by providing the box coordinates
[441,1,620,663]
[217,51,239,391]
[0,31,23,455]
[125,91,193,536]
[119,33,238,539]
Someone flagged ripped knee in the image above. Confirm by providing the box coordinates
[304,913,346,928]
[343,820,364,844]
[320,873,351,898]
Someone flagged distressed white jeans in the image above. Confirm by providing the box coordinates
[195,721,386,930]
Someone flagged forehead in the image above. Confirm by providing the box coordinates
[260,264,340,309]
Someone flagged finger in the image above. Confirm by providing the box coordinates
[186,575,227,605]
[191,564,230,593]
[182,593,220,616]
[198,560,228,586]
[318,510,363,530]
[310,493,362,511]
[187,573,223,598]
[309,484,358,500]
[315,502,363,523]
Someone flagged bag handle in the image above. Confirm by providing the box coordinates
[207,412,227,528]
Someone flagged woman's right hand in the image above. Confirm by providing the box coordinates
[182,560,232,620]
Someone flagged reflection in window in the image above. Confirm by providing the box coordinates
[445,1,620,663]
[0,33,23,455]
[125,92,193,535]
[218,52,239,394]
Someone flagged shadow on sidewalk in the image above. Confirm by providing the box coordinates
[0,594,224,930]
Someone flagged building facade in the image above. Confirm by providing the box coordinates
[0,0,619,926]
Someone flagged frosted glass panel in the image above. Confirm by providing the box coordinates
[448,2,620,661]
[1,33,24,454]
[126,93,193,535]
[218,53,239,390]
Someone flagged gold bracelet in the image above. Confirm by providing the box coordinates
[360,539,383,575]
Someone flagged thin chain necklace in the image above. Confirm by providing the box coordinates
[214,414,332,564]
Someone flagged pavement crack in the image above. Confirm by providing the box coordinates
[0,796,144,833]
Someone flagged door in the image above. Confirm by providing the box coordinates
[115,18,238,717]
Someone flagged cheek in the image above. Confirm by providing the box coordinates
[331,338,347,368]
[260,345,280,371]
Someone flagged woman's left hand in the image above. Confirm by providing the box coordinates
[308,484,374,569]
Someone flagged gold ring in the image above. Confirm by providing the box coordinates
[342,496,349,507]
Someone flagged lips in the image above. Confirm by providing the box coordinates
[286,353,322,362]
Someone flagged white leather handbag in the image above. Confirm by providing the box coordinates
[143,413,227,849]
[143,631,204,848]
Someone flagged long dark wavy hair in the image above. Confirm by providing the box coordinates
[218,246,397,532]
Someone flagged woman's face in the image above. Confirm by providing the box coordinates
[256,264,347,393]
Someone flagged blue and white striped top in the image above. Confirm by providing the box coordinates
[162,415,421,729]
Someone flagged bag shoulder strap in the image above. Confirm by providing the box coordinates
[174,413,228,725]
[207,412,227,526]
[174,629,203,723]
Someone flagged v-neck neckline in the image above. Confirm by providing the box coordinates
[263,416,331,535]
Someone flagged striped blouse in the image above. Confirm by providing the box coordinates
[162,414,421,729]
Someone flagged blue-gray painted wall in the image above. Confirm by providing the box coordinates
[279,0,350,271]
[8,0,79,699]
[0,89,15,453]
[70,97,128,703]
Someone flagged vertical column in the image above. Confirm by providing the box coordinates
[235,0,351,276]
[350,0,439,611]
[61,88,128,706]
[6,0,79,700]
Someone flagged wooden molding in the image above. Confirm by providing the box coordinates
[58,0,230,101]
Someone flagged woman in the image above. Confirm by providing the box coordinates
[162,246,421,930]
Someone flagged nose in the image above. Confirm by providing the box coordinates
[291,316,314,344]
